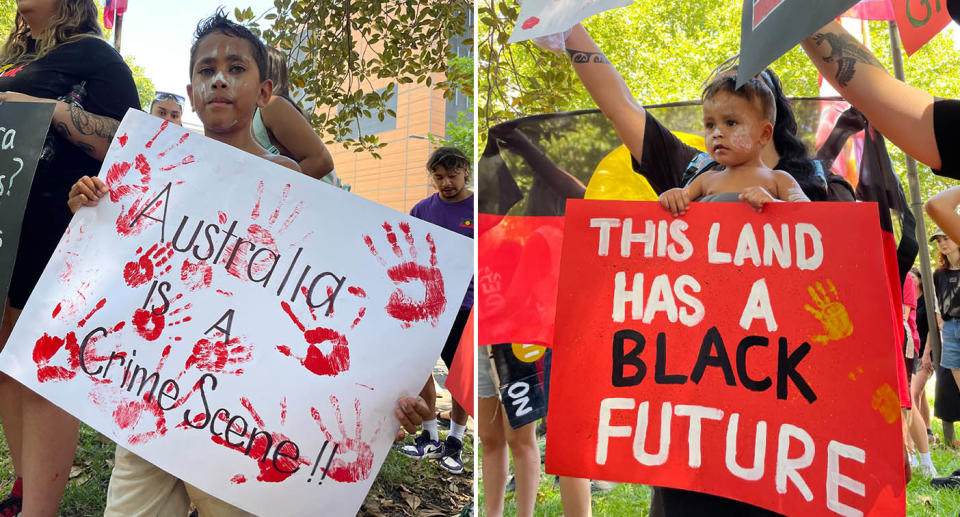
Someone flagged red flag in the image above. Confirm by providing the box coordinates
[892,0,951,54]
[844,0,895,20]
[103,0,128,30]
[478,214,564,347]
[446,309,474,418]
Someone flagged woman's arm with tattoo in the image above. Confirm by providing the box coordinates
[565,24,648,162]
[802,21,939,169]
[0,91,120,161]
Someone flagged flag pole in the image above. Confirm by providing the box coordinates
[113,11,124,53]
[888,20,941,366]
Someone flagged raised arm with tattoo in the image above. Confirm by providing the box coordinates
[801,21,939,169]
[563,24,648,162]
[0,91,119,161]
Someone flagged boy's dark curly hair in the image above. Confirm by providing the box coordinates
[426,147,471,175]
[189,7,267,82]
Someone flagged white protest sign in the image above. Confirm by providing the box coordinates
[507,0,631,43]
[0,109,473,516]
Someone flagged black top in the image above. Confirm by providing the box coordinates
[0,36,140,308]
[933,99,960,179]
[934,269,960,321]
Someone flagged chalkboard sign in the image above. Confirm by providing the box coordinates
[0,101,55,325]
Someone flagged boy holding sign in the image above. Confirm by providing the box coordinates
[68,10,433,515]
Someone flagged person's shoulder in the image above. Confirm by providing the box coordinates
[263,153,301,172]
[410,194,437,213]
[59,35,123,62]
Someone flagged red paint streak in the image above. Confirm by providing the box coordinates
[78,298,107,328]
[383,222,402,257]
[146,121,169,149]
[351,308,366,330]
[269,184,291,225]
[181,259,213,291]
[280,302,305,332]
[310,397,374,483]
[52,303,62,318]
[117,133,128,147]
[521,16,540,30]
[426,233,438,267]
[135,153,151,184]
[230,474,247,484]
[240,397,266,428]
[279,398,287,425]
[356,383,374,391]
[363,235,387,266]
[157,132,190,158]
[251,181,264,219]
[279,201,303,234]
[159,155,195,171]
[385,261,446,328]
[218,211,228,224]
[347,286,367,298]
[399,221,417,259]
[216,289,233,296]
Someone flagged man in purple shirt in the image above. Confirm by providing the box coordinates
[401,147,474,474]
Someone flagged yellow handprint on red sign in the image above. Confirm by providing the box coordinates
[803,279,853,345]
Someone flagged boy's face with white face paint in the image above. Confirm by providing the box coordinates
[187,32,271,135]
[701,90,773,168]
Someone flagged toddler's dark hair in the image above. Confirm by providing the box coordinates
[189,7,267,82]
[702,75,776,124]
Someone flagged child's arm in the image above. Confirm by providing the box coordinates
[658,177,701,216]
[774,171,811,202]
[67,175,108,214]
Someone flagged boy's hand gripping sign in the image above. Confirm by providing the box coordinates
[546,200,905,516]
[0,110,473,516]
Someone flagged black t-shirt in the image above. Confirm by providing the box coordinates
[933,98,960,179]
[0,36,140,307]
[934,269,960,321]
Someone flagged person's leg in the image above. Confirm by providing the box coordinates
[910,405,937,476]
[558,476,592,517]
[912,366,933,428]
[0,304,23,478]
[184,483,256,517]
[19,388,79,517]
[439,398,470,473]
[478,397,508,517]
[504,416,539,517]
[104,446,191,517]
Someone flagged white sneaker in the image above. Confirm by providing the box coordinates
[920,463,939,478]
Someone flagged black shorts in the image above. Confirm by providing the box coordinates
[440,308,471,369]
[8,193,72,309]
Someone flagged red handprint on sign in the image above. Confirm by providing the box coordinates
[108,123,194,238]
[183,331,252,376]
[363,221,446,328]
[181,258,213,292]
[33,298,125,383]
[310,395,379,483]
[123,242,175,287]
[131,294,192,342]
[276,286,367,377]
[208,397,310,483]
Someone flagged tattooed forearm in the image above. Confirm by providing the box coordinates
[67,103,119,141]
[54,121,71,138]
[811,31,884,87]
[566,48,610,64]
[77,142,95,155]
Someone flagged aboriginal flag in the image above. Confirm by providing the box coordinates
[480,100,916,354]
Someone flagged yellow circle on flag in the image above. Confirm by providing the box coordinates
[512,343,546,362]
[584,132,707,201]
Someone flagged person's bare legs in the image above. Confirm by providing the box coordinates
[558,476,592,517]
[479,397,508,517]
[912,366,933,429]
[0,303,24,482]
[504,414,539,517]
[20,389,79,517]
[419,376,437,414]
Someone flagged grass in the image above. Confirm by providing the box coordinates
[0,424,474,516]
[478,388,960,516]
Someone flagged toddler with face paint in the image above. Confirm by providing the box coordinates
[658,76,810,216]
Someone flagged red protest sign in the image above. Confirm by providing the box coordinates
[892,0,951,54]
[546,200,905,516]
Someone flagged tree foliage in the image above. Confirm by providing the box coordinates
[239,0,472,157]
[430,55,474,163]
[480,0,960,265]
